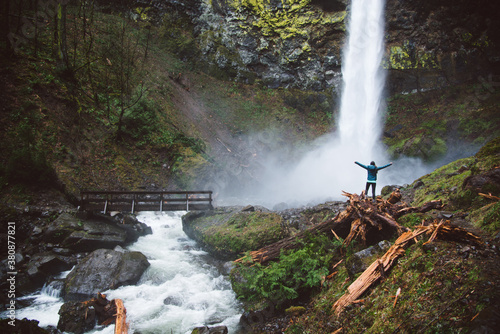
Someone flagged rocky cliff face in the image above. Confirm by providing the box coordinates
[146,0,499,94]
[385,0,500,94]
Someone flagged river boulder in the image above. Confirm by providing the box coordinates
[63,248,150,301]
[57,293,120,334]
[44,213,127,251]
[191,325,228,334]
[43,212,151,252]
[25,251,76,284]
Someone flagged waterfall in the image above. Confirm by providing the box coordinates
[338,0,387,157]
[253,0,390,207]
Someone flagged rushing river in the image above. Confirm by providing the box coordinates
[10,211,243,334]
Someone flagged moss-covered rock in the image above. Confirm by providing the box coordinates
[389,133,447,162]
[385,43,440,71]
[407,136,500,235]
[182,207,287,260]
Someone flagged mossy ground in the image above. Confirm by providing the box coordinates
[408,137,500,235]
[185,209,286,259]
[271,137,500,333]
[384,84,500,162]
[290,239,497,334]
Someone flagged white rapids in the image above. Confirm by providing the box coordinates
[5,211,243,334]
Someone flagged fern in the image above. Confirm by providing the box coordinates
[231,233,342,306]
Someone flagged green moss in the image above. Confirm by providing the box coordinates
[285,305,306,316]
[469,202,500,234]
[205,212,284,254]
[388,45,413,70]
[225,0,345,40]
[475,136,500,170]
[412,157,475,207]
[386,43,440,70]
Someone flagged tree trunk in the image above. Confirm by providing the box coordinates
[56,2,69,68]
[2,0,13,56]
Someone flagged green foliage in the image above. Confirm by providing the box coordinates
[1,116,56,187]
[121,93,159,141]
[159,12,198,61]
[231,233,341,307]
[397,213,424,229]
[171,133,206,154]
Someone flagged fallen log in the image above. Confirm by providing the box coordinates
[331,220,482,316]
[235,210,354,265]
[392,199,445,219]
[114,299,128,334]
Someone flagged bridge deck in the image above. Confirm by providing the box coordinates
[80,191,213,213]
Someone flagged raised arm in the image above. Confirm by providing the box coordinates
[355,161,368,169]
[377,162,393,171]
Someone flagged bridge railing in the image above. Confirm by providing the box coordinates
[80,190,213,213]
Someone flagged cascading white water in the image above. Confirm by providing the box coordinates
[5,270,70,328]
[93,211,242,334]
[5,212,242,334]
[338,0,386,156]
[253,0,390,207]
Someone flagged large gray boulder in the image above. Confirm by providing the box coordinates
[25,252,76,283]
[63,248,150,301]
[44,213,127,251]
[43,212,151,252]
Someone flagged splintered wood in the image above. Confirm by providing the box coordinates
[81,293,129,333]
[114,299,128,334]
[235,191,441,265]
[232,189,482,318]
[331,220,482,316]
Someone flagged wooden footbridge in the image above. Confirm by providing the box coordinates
[80,190,213,213]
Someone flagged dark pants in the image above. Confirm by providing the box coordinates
[365,182,376,199]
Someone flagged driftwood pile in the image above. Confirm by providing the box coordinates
[234,189,483,316]
[235,190,444,265]
[331,219,482,315]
